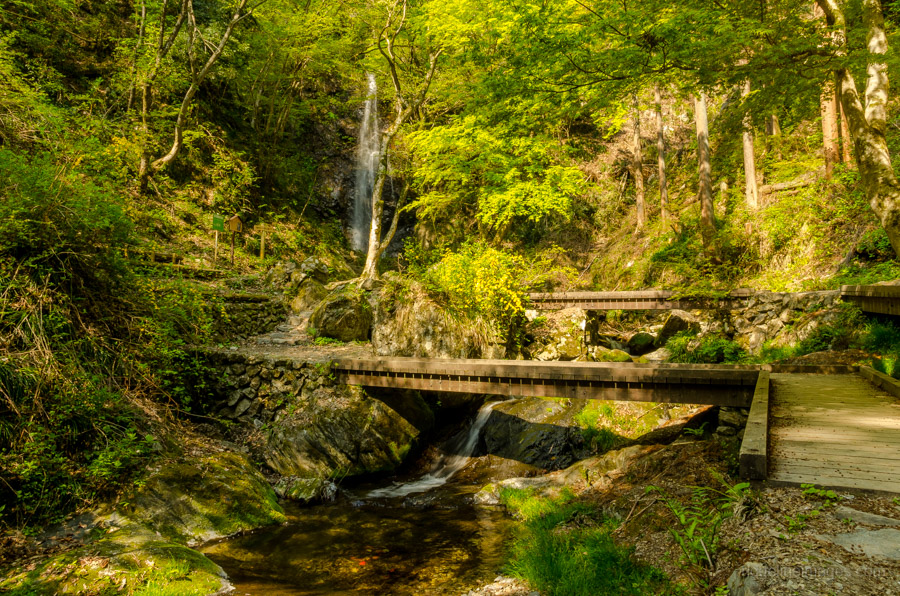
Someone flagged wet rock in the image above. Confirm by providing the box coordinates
[309,288,373,342]
[479,398,589,472]
[655,309,701,347]
[264,385,419,478]
[626,332,656,355]
[821,528,900,560]
[833,506,900,527]
[727,562,768,596]
[273,477,338,503]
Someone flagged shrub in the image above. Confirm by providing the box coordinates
[665,331,746,364]
[411,241,573,344]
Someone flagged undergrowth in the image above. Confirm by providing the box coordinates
[499,487,677,595]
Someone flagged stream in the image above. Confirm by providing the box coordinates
[200,401,514,595]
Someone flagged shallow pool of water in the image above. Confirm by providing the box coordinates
[200,497,512,595]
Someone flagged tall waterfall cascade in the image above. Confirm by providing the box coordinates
[367,400,503,498]
[351,73,380,252]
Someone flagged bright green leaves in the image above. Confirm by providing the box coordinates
[407,116,583,237]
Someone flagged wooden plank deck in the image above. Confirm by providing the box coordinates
[332,358,758,407]
[768,373,900,494]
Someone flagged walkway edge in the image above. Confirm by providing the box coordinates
[740,371,770,480]
[859,365,900,398]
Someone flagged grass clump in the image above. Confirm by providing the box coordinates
[499,487,676,595]
[665,331,747,364]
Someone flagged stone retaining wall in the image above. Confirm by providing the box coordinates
[213,294,286,342]
[201,350,329,423]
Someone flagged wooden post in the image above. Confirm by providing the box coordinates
[231,232,235,265]
[214,231,218,267]
[260,230,265,260]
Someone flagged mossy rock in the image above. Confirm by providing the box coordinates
[626,332,656,355]
[0,529,229,595]
[589,347,633,363]
[310,288,373,342]
[118,451,285,546]
[264,385,419,479]
[289,279,328,313]
[273,476,338,503]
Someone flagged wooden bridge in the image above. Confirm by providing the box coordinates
[333,358,759,407]
[528,284,899,313]
[332,357,900,494]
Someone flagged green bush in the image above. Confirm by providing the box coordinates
[0,359,152,528]
[409,241,572,343]
[0,148,132,298]
[665,331,746,364]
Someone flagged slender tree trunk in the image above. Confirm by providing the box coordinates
[654,84,669,222]
[765,113,782,162]
[821,80,839,179]
[817,0,900,255]
[632,94,645,230]
[694,92,715,245]
[150,0,254,172]
[742,80,760,209]
[837,82,853,164]
[361,5,441,280]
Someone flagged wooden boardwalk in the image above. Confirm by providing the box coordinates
[332,358,758,407]
[768,373,900,494]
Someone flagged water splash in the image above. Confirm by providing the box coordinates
[367,401,502,498]
[351,73,380,252]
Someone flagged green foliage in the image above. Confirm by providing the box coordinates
[410,241,572,343]
[801,484,841,507]
[0,148,132,294]
[0,357,153,528]
[407,116,583,238]
[649,474,751,585]
[665,331,747,364]
[499,487,675,595]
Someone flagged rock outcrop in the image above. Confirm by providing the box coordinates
[309,288,373,342]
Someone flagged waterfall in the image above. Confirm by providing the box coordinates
[367,401,502,498]
[351,73,380,252]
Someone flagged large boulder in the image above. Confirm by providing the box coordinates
[372,278,505,359]
[309,289,373,341]
[627,332,657,355]
[478,397,590,473]
[114,451,286,546]
[264,384,419,479]
[289,278,328,313]
[655,309,701,347]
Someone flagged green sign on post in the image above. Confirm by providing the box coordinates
[212,214,225,232]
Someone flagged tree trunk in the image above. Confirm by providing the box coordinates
[150,0,254,173]
[742,80,759,209]
[632,94,645,230]
[654,84,669,222]
[361,5,441,279]
[837,82,853,164]
[821,80,839,179]
[694,92,715,245]
[817,0,900,256]
[765,114,782,161]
